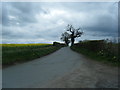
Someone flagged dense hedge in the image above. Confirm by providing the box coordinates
[72,40,119,66]
[76,40,105,52]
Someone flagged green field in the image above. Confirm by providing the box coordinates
[71,40,119,66]
[2,43,62,65]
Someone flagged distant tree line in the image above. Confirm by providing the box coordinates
[53,42,66,47]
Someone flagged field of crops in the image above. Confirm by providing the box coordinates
[2,43,62,65]
[71,40,119,66]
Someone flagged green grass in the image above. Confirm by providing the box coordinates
[71,46,119,67]
[2,43,62,65]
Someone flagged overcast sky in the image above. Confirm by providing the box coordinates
[2,2,118,44]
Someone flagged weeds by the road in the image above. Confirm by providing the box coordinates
[2,44,62,65]
[71,40,119,66]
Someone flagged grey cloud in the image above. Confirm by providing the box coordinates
[2,4,9,26]
[2,2,118,43]
[84,14,118,37]
[2,2,44,26]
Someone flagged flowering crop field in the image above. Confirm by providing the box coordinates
[2,43,62,65]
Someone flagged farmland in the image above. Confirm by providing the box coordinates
[71,40,119,66]
[2,43,62,65]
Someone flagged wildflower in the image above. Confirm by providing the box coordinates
[113,56,116,59]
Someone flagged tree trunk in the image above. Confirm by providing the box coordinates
[71,32,75,46]
[71,37,74,46]
[65,37,69,46]
[65,41,68,46]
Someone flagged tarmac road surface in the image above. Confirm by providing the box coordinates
[2,47,118,88]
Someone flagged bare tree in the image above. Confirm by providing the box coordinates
[67,24,83,46]
[60,32,70,46]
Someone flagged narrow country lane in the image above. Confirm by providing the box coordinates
[2,47,118,88]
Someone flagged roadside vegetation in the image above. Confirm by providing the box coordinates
[71,40,119,66]
[2,43,63,65]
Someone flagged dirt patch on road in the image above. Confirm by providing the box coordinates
[43,58,118,88]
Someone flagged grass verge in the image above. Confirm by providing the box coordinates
[71,46,119,67]
[2,44,62,65]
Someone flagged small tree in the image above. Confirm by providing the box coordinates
[60,32,70,46]
[67,24,83,46]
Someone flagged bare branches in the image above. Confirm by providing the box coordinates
[75,30,83,37]
[61,24,83,46]
[60,32,70,46]
[67,24,74,33]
